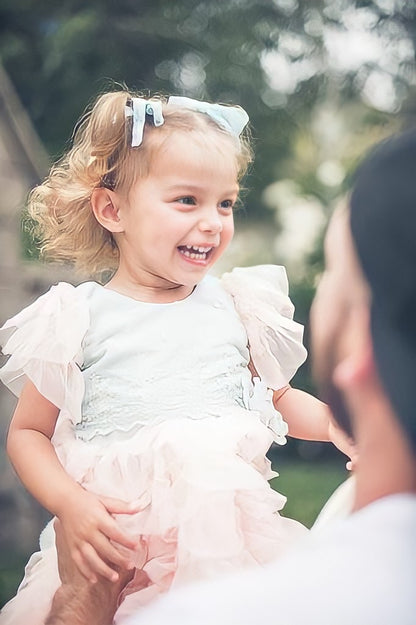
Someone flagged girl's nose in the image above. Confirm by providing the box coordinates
[198,209,223,234]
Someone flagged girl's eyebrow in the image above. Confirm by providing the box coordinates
[165,183,203,192]
[166,183,239,195]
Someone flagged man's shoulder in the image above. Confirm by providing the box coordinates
[258,494,416,624]
[130,495,416,625]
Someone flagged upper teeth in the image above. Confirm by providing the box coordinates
[184,245,212,253]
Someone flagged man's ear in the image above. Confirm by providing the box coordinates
[91,188,124,233]
[333,306,375,390]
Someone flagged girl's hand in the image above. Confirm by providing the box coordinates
[57,488,140,583]
[328,420,358,471]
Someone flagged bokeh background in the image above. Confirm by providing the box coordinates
[1,0,415,607]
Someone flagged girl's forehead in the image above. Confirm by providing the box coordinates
[148,130,239,179]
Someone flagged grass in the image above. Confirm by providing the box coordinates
[270,458,349,528]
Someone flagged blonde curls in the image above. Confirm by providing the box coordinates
[27,89,253,278]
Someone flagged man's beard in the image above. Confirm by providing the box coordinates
[320,376,354,440]
[313,349,355,441]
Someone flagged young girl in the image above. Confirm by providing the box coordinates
[0,91,349,624]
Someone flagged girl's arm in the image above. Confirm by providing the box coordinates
[273,387,330,441]
[7,380,138,582]
[273,386,354,459]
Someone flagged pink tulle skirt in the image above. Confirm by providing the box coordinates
[1,409,307,624]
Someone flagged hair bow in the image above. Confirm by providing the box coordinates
[125,99,164,147]
[167,96,249,137]
[125,96,249,147]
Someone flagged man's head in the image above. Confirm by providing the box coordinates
[310,207,368,440]
[312,130,416,453]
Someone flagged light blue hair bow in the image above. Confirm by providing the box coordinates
[125,96,249,147]
[125,99,164,147]
[167,96,249,136]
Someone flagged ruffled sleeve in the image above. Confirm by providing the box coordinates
[221,265,307,390]
[0,282,89,424]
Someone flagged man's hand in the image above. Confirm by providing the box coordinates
[46,519,135,625]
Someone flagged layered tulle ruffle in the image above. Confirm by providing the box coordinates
[221,265,308,389]
[55,409,307,619]
[0,283,88,424]
[1,410,307,624]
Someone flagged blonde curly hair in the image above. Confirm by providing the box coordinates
[27,89,253,277]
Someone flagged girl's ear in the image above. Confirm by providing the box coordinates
[91,188,124,233]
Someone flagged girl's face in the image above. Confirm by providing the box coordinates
[115,131,238,293]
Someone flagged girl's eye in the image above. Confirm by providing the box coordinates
[220,199,234,210]
[177,196,196,206]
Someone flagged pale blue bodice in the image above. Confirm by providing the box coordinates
[76,277,253,441]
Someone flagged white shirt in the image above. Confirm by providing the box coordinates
[128,494,416,625]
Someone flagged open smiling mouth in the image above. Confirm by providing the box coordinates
[177,245,214,261]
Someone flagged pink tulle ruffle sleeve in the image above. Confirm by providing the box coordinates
[221,265,307,390]
[0,282,89,424]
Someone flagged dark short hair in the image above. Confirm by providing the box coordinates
[350,129,416,452]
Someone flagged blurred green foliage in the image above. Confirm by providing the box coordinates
[1,0,415,223]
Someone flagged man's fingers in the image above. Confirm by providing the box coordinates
[53,518,65,551]
[72,548,99,584]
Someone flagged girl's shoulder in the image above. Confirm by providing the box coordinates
[219,265,307,389]
[202,265,290,305]
[219,264,296,321]
[0,281,90,341]
[0,282,90,415]
[220,264,291,305]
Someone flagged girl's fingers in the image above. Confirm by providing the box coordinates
[98,495,141,515]
[91,533,135,570]
[80,542,120,583]
[346,453,359,471]
[104,522,139,551]
[97,515,139,551]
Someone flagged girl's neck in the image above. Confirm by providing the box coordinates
[105,269,196,304]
